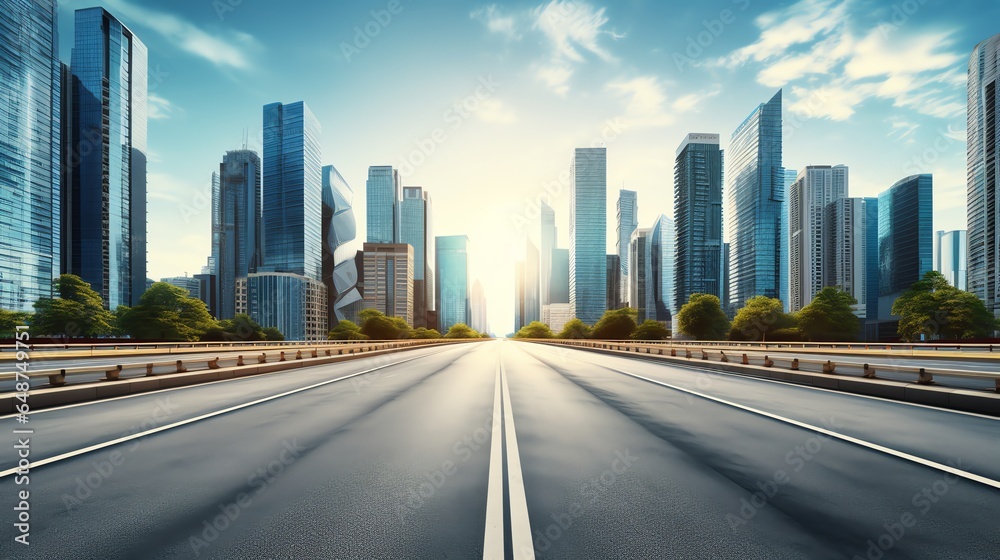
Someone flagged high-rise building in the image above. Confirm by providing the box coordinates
[160,275,201,299]
[237,273,327,341]
[524,239,540,324]
[616,190,638,306]
[570,147,608,324]
[727,90,786,313]
[0,0,60,312]
[542,303,573,333]
[366,166,400,244]
[722,243,732,314]
[674,133,724,311]
[629,228,653,322]
[322,165,362,327]
[194,272,217,318]
[550,248,569,304]
[877,174,933,340]
[436,235,470,332]
[935,230,968,290]
[606,255,621,310]
[400,186,434,327]
[540,201,557,306]
[514,261,525,332]
[825,197,877,332]
[968,34,1000,319]
[214,150,262,319]
[362,243,414,326]
[64,7,147,309]
[471,279,488,334]
[789,165,849,312]
[650,215,676,322]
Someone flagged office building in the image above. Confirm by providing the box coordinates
[194,273,217,318]
[400,186,434,327]
[540,201,556,306]
[789,165,849,311]
[362,243,414,326]
[606,255,621,310]
[629,228,653,322]
[64,7,147,309]
[569,147,608,324]
[824,198,877,330]
[674,133,724,310]
[650,215,676,322]
[616,190,638,306]
[542,303,573,333]
[935,230,968,290]
[322,165,362,327]
[366,166,400,243]
[968,34,1000,319]
[237,273,327,341]
[524,239,540,324]
[214,150,262,319]
[514,261,525,332]
[160,275,201,299]
[727,90,786,312]
[436,235,470,332]
[550,248,569,304]
[471,279,488,334]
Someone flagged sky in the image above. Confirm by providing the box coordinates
[56,0,1000,336]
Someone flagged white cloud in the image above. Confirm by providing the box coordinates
[148,93,175,120]
[606,76,717,129]
[470,5,521,40]
[535,64,574,96]
[532,1,615,63]
[101,0,260,69]
[476,99,518,124]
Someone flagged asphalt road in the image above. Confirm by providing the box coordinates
[1,340,998,559]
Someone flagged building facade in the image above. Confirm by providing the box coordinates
[237,273,327,341]
[322,165,362,328]
[514,261,525,332]
[616,189,638,306]
[540,201,556,307]
[606,254,621,311]
[436,235,470,332]
[400,186,434,327]
[650,215,676,322]
[366,165,400,244]
[789,165,849,312]
[160,276,201,300]
[215,150,262,319]
[824,197,877,330]
[935,230,968,290]
[470,279,488,334]
[0,0,61,312]
[542,303,573,334]
[628,228,653,322]
[569,147,608,325]
[674,133,723,311]
[727,90,786,313]
[968,34,1000,319]
[362,243,414,326]
[64,7,147,309]
[550,248,569,304]
[524,239,540,324]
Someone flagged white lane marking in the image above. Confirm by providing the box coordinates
[483,355,505,560]
[0,351,443,479]
[0,345,455,419]
[500,351,535,559]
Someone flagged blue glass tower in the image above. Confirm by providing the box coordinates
[550,248,569,304]
[366,166,400,244]
[400,186,434,327]
[0,0,60,312]
[215,150,261,319]
[436,235,470,332]
[540,201,556,306]
[569,147,607,325]
[674,134,723,310]
[66,7,147,309]
[727,90,786,312]
[616,190,637,306]
[650,214,676,321]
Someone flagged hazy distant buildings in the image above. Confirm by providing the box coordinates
[542,303,573,333]
[400,186,434,327]
[570,147,608,324]
[935,230,968,290]
[63,7,147,309]
[470,279,488,334]
[650,215,676,322]
[160,276,201,299]
[550,248,569,304]
[727,90,786,313]
[616,190,637,306]
[437,235,470,332]
[674,134,723,311]
[214,150,262,319]
[524,240,540,324]
[362,243,414,326]
[322,165,362,327]
[367,166,400,244]
[968,34,1000,319]
[540,201,557,307]
[789,165,849,312]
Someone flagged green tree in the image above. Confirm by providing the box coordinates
[31,274,114,337]
[591,308,638,340]
[0,309,32,338]
[328,320,368,340]
[514,321,555,339]
[893,271,998,341]
[676,294,730,340]
[729,296,795,341]
[201,314,268,342]
[359,309,409,340]
[412,327,442,339]
[444,323,480,338]
[632,319,669,340]
[117,283,215,341]
[556,318,592,339]
[798,287,860,342]
[261,327,285,341]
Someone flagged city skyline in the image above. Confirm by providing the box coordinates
[30,0,1000,335]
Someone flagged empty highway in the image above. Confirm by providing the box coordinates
[2,340,998,559]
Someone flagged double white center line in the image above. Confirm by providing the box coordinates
[483,350,534,559]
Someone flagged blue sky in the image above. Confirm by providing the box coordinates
[58,0,999,334]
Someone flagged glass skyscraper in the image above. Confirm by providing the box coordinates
[65,7,147,309]
[436,235,470,332]
[569,147,607,325]
[967,34,1000,319]
[322,164,361,327]
[824,197,877,335]
[788,165,848,312]
[727,90,786,312]
[935,230,968,291]
[616,190,637,306]
[366,166,400,244]
[628,228,653,322]
[0,0,60,312]
[540,201,556,306]
[674,133,723,311]
[550,248,569,304]
[650,214,676,321]
[605,254,621,311]
[215,150,262,319]
[524,239,540,324]
[400,186,434,327]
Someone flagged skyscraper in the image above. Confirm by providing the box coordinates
[540,201,557,306]
[629,228,653,322]
[400,186,434,327]
[616,190,638,306]
[550,248,569,304]
[789,165,849,312]
[570,147,607,325]
[363,243,414,326]
[877,174,933,339]
[935,230,968,290]
[674,133,723,311]
[436,235,470,332]
[825,197,877,332]
[0,0,60,312]
[727,90,786,312]
[65,7,147,309]
[514,260,525,332]
[471,279,488,334]
[215,150,262,319]
[650,215,676,322]
[322,165,362,327]
[606,255,621,311]
[524,239,540,324]
[366,166,400,244]
[967,34,1000,319]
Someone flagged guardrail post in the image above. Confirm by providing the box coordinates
[49,369,67,386]
[670,349,676,357]
[207,357,220,370]
[295,350,303,360]
[105,364,122,381]
[720,351,729,363]
[685,349,692,359]
[790,358,799,371]
[701,350,708,360]
[237,355,244,366]
[258,353,267,364]
[175,360,187,373]
[917,368,933,384]
[863,364,876,378]
[763,356,774,367]
[279,351,287,362]
[742,354,749,365]
[325,349,332,357]
[310,349,318,358]
[658,349,664,355]
[822,360,836,374]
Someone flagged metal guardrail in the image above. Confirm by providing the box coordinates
[0,339,461,388]
[573,340,999,353]
[526,339,1000,392]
